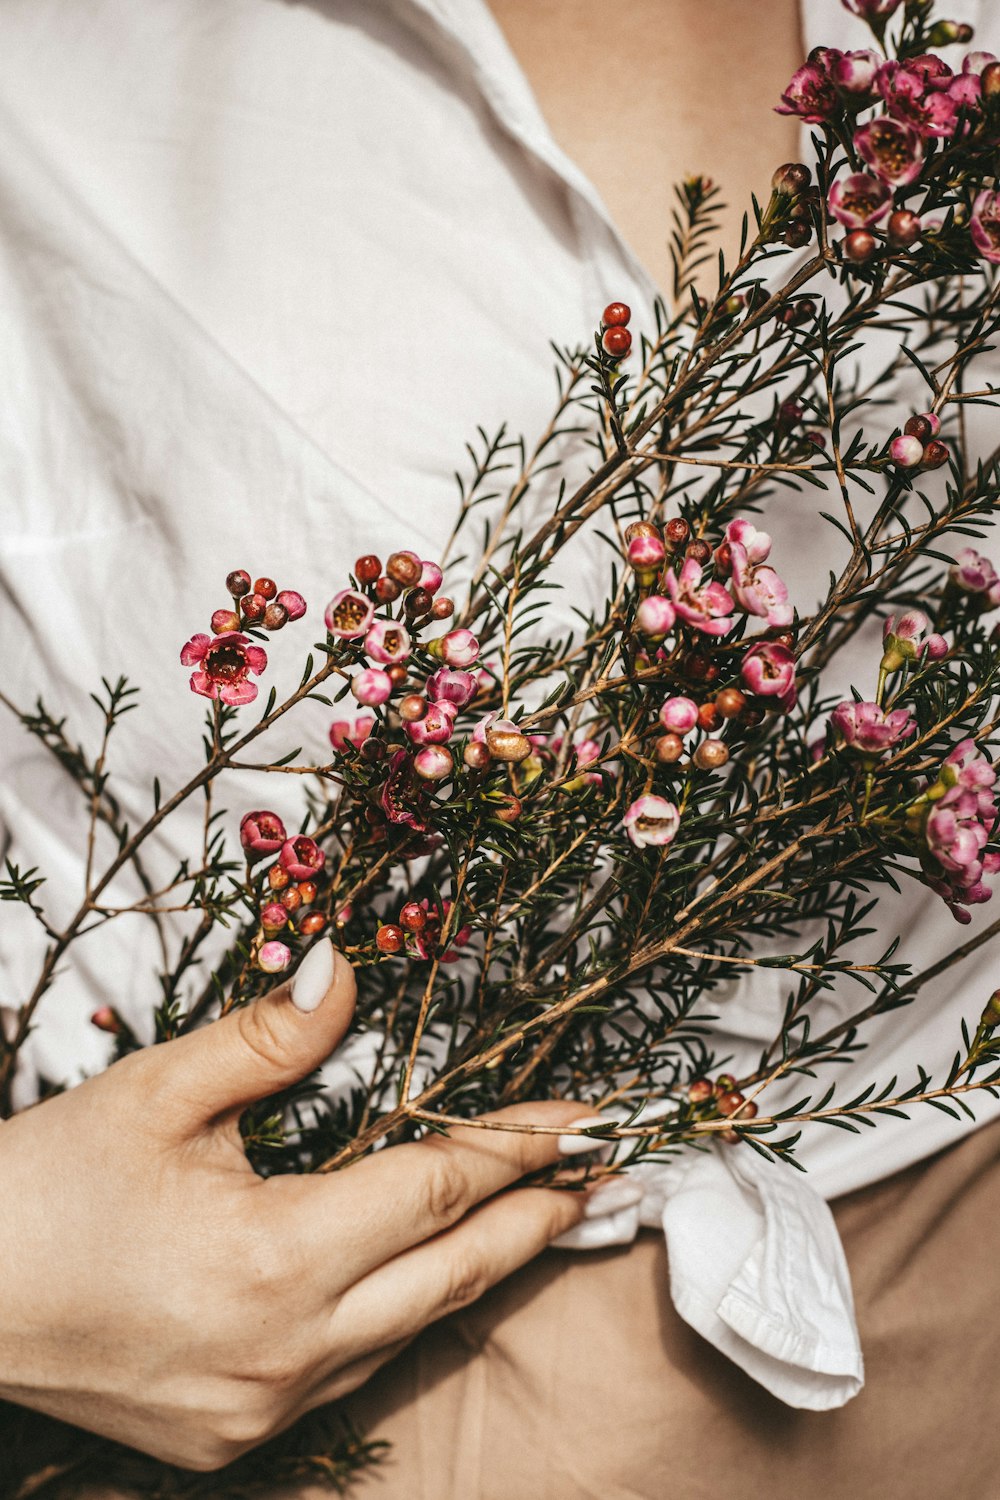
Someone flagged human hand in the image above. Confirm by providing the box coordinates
[0,941,586,1470]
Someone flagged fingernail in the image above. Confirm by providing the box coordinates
[290,937,335,1013]
[583,1178,645,1219]
[557,1115,616,1156]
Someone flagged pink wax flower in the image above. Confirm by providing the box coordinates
[472,711,519,744]
[776,60,839,122]
[831,700,916,755]
[664,557,735,637]
[635,594,676,638]
[352,667,392,706]
[412,745,453,781]
[279,836,325,881]
[260,902,288,935]
[211,608,242,635]
[723,517,772,564]
[890,435,925,468]
[626,533,667,575]
[364,618,411,665]
[240,809,287,860]
[881,610,947,669]
[854,118,924,185]
[828,172,892,228]
[971,191,1000,265]
[328,715,375,753]
[950,547,1000,606]
[180,632,267,706]
[660,695,699,735]
[943,738,998,793]
[275,589,307,621]
[420,560,444,594]
[425,667,478,708]
[920,741,1000,922]
[325,588,375,640]
[405,702,456,746]
[624,794,681,849]
[840,0,902,17]
[831,49,880,98]
[440,629,481,668]
[258,940,292,974]
[381,749,430,831]
[91,1005,123,1035]
[740,641,797,710]
[729,545,793,628]
[947,71,982,109]
[877,62,959,136]
[567,737,603,786]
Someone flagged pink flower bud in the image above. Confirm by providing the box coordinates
[413,745,454,781]
[275,589,307,621]
[626,534,666,574]
[278,835,326,881]
[420,560,444,594]
[831,48,880,96]
[325,588,375,639]
[91,1005,123,1034]
[635,594,676,638]
[211,608,242,634]
[352,667,392,706]
[440,629,480,668]
[624,794,681,849]
[364,618,412,665]
[258,940,292,974]
[890,434,925,468]
[260,902,288,935]
[240,809,287,860]
[659,695,699,735]
[405,702,456,745]
[425,667,477,708]
[924,634,948,661]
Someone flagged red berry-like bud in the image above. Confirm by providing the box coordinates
[771,161,811,196]
[405,587,434,617]
[601,326,633,359]
[226,569,252,599]
[376,923,405,954]
[398,693,427,722]
[887,209,921,249]
[686,539,712,566]
[664,517,690,548]
[687,1078,714,1104]
[494,794,522,824]
[716,687,747,719]
[697,702,724,733]
[355,554,382,584]
[375,575,402,603]
[715,1073,737,1093]
[299,912,327,936]
[211,608,242,634]
[694,738,729,770]
[387,664,408,688]
[91,1005,124,1035]
[281,886,303,913]
[361,737,386,764]
[431,596,455,620]
[844,230,877,264]
[254,577,278,600]
[400,901,427,933]
[904,415,933,444]
[241,592,267,623]
[983,61,1000,99]
[718,1090,751,1117]
[602,301,631,328]
[463,740,492,770]
[268,864,291,892]
[683,650,720,685]
[923,440,949,470]
[263,602,289,631]
[297,880,317,905]
[782,221,813,249]
[386,551,423,587]
[654,733,685,763]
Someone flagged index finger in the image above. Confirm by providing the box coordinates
[280,1099,591,1286]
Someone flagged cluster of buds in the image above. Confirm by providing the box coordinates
[911,740,1000,923]
[687,1074,759,1144]
[889,411,949,471]
[240,812,328,971]
[180,570,306,705]
[599,302,632,361]
[768,161,818,249]
[880,608,948,673]
[375,898,472,963]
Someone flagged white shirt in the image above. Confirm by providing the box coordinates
[0,0,994,1409]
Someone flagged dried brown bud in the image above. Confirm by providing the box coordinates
[687,1078,714,1104]
[486,728,532,763]
[398,694,427,722]
[463,740,492,771]
[715,687,747,719]
[654,732,685,764]
[386,551,423,587]
[694,738,729,771]
[664,517,690,549]
[686,539,712,566]
[771,161,811,196]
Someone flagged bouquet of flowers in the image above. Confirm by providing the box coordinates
[4,0,1000,1489]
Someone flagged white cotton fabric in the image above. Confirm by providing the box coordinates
[0,0,995,1410]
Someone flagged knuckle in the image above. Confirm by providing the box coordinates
[423,1145,470,1230]
[236,1002,288,1072]
[442,1248,490,1314]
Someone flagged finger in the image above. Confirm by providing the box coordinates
[303,1338,412,1408]
[285,1099,589,1285]
[327,1183,585,1367]
[154,939,357,1128]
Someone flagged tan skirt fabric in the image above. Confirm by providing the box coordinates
[339,1116,1000,1500]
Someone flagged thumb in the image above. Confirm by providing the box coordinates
[166,939,357,1127]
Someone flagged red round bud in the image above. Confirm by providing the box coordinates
[404,587,434,617]
[387,664,408,688]
[887,209,921,248]
[376,923,405,954]
[281,887,303,913]
[718,1090,753,1118]
[694,738,729,770]
[226,569,252,599]
[91,1005,123,1035]
[602,301,631,328]
[360,737,386,764]
[431,596,455,620]
[253,577,278,600]
[263,602,289,631]
[922,440,949,470]
[771,161,811,196]
[399,901,427,933]
[398,693,427,722]
[268,864,291,892]
[355,554,382,584]
[241,592,267,623]
[375,575,402,603]
[299,912,327,936]
[687,1078,714,1104]
[844,230,877,264]
[386,551,423,587]
[783,222,812,249]
[904,415,933,444]
[685,539,712,566]
[715,687,747,719]
[697,702,724,733]
[601,326,633,359]
[654,733,685,764]
[664,517,690,548]
[463,740,492,770]
[296,880,317,905]
[983,61,1000,99]
[494,795,522,824]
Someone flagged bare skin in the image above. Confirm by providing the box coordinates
[489,0,803,285]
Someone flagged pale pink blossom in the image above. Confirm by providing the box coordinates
[325,588,375,639]
[828,172,892,228]
[624,795,681,849]
[881,610,947,669]
[831,700,915,755]
[660,696,699,735]
[352,667,392,706]
[329,715,375,753]
[440,628,481,668]
[364,618,411,665]
[740,641,797,710]
[240,809,287,859]
[950,547,1000,607]
[258,940,292,974]
[971,191,1000,265]
[426,667,478,708]
[420,560,443,594]
[854,118,924,185]
[830,49,880,97]
[723,517,772,564]
[877,61,959,137]
[180,632,267,706]
[664,557,735,637]
[890,435,924,468]
[729,545,793,628]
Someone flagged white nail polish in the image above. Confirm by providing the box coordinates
[583,1178,645,1219]
[557,1115,615,1156]
[291,938,335,1013]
